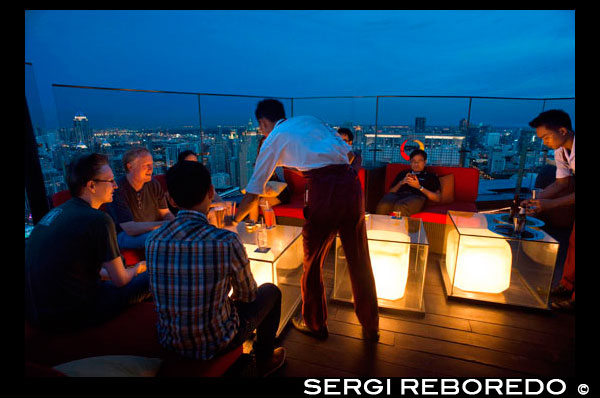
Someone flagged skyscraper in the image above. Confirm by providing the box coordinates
[415,117,426,133]
[73,112,92,147]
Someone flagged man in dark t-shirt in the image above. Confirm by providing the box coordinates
[106,147,174,250]
[25,154,151,332]
[375,149,441,216]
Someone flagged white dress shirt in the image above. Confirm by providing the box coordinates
[554,135,575,178]
[245,115,351,195]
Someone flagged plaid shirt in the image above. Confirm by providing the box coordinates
[146,210,257,360]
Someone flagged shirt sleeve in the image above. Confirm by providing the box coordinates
[554,149,573,179]
[152,179,168,209]
[228,234,258,303]
[107,188,134,225]
[244,134,281,195]
[94,212,122,263]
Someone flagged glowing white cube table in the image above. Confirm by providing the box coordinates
[441,211,558,309]
[333,215,429,313]
[226,223,303,337]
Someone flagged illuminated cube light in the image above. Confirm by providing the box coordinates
[367,230,410,301]
[445,229,512,294]
[249,259,275,286]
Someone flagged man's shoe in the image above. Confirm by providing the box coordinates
[362,328,380,342]
[256,347,287,377]
[291,317,329,339]
[551,297,575,313]
[550,284,573,299]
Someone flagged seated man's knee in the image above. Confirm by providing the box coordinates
[259,282,281,300]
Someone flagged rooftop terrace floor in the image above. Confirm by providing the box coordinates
[268,251,575,378]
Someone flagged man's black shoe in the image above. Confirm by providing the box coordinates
[256,347,287,377]
[550,284,573,299]
[291,317,329,339]
[362,328,380,342]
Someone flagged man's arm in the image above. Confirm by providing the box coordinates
[159,208,175,221]
[521,176,574,214]
[102,257,147,287]
[405,174,441,202]
[233,193,260,223]
[119,221,164,236]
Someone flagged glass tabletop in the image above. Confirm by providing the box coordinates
[448,211,557,243]
[224,223,303,263]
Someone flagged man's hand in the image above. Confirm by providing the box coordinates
[135,261,147,275]
[405,173,421,189]
[521,198,554,215]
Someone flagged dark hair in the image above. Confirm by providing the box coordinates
[67,153,110,197]
[529,109,573,132]
[166,160,212,209]
[338,128,354,142]
[122,146,151,172]
[255,99,286,123]
[409,149,427,161]
[177,150,198,163]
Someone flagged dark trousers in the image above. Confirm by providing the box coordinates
[559,223,575,300]
[87,272,153,326]
[301,165,379,332]
[227,283,282,359]
[375,192,427,216]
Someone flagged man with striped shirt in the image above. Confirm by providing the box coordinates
[146,160,285,376]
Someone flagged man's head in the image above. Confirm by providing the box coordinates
[255,99,286,136]
[67,153,117,205]
[338,128,354,145]
[177,150,198,163]
[409,149,428,172]
[166,160,214,211]
[529,109,574,150]
[123,147,153,182]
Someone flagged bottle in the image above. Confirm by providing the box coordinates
[514,206,527,237]
[263,201,276,229]
[509,194,520,220]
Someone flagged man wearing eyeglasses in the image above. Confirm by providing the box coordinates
[107,147,175,250]
[25,153,151,331]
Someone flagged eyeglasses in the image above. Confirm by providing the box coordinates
[93,178,116,184]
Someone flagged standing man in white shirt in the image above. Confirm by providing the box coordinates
[522,109,575,311]
[232,99,380,340]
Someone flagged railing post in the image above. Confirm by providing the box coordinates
[373,96,379,165]
[197,94,207,166]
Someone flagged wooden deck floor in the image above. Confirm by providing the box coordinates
[270,251,575,378]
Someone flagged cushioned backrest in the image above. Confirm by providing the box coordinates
[283,168,307,197]
[51,190,72,208]
[384,164,479,203]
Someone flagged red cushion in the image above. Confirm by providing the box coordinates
[25,302,169,367]
[51,190,72,208]
[122,249,145,265]
[272,197,305,219]
[410,201,478,224]
[283,168,307,197]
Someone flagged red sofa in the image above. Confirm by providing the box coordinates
[25,302,242,377]
[272,167,366,222]
[383,164,479,224]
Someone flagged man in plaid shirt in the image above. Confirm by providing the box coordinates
[146,160,286,376]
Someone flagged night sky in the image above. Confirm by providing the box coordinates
[25,10,575,130]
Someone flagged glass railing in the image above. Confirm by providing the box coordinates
[26,77,575,220]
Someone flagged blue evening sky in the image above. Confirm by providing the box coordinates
[25,10,575,130]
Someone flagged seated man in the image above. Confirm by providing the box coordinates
[146,160,286,376]
[338,127,362,172]
[107,147,175,250]
[25,153,151,332]
[375,149,441,216]
[521,109,575,312]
